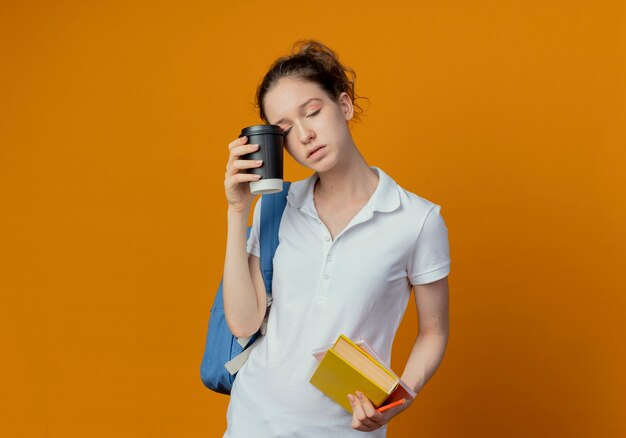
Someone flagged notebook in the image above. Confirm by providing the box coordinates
[310,334,416,413]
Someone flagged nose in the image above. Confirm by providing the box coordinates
[296,122,315,145]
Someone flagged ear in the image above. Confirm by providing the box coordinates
[337,92,354,121]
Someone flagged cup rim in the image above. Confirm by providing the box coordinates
[240,124,284,137]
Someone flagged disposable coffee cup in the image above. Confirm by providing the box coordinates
[239,124,285,195]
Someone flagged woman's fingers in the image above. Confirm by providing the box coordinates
[231,159,263,171]
[348,393,384,431]
[225,172,262,186]
[356,392,384,422]
[223,136,261,210]
[225,156,262,179]
[230,143,259,160]
[224,138,259,176]
[228,135,248,151]
[226,144,260,176]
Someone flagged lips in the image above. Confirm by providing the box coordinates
[307,145,326,158]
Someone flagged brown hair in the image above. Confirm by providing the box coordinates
[255,39,367,125]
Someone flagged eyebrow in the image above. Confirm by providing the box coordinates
[272,98,323,125]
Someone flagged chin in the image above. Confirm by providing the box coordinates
[309,159,336,174]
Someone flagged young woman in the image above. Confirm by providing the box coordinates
[222,40,451,437]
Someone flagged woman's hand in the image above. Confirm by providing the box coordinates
[224,135,264,214]
[347,392,413,432]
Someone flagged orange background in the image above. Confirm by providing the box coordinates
[1,1,625,436]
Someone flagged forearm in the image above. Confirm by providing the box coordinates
[400,331,449,394]
[222,207,263,337]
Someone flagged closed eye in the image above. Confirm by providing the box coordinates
[283,109,321,136]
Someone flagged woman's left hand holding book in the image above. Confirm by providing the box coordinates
[347,391,413,432]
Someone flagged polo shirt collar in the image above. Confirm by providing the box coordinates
[286,166,400,217]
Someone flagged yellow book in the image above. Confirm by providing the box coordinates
[309,334,400,413]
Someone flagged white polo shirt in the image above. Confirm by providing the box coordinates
[224,166,450,438]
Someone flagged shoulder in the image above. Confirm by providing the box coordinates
[399,185,446,241]
[397,183,440,215]
[376,170,449,250]
[380,168,442,219]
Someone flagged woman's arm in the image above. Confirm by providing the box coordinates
[348,276,449,431]
[401,275,450,393]
[222,134,269,338]
[222,207,267,338]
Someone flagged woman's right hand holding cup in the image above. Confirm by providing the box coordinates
[224,135,263,214]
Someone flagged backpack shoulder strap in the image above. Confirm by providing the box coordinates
[259,181,291,293]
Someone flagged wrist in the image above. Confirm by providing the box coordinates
[227,204,251,218]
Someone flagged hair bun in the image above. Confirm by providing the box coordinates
[255,39,367,124]
[293,40,346,75]
[294,40,333,58]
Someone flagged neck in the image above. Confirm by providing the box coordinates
[314,142,379,203]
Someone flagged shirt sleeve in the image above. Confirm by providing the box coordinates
[246,197,262,258]
[408,204,451,285]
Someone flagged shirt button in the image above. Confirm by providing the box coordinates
[326,255,333,261]
[323,274,330,280]
[325,235,331,241]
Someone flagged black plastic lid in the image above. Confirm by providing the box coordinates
[240,124,284,137]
